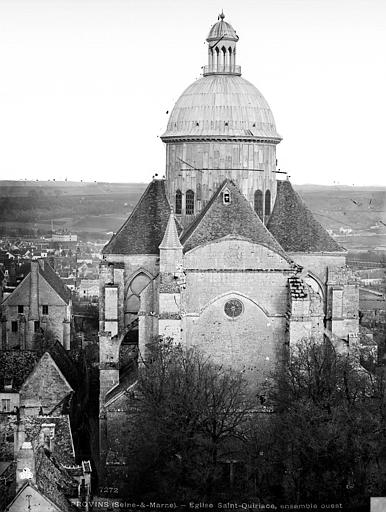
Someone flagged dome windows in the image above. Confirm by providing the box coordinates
[175,190,182,214]
[186,190,195,215]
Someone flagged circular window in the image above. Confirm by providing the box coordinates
[224,299,243,318]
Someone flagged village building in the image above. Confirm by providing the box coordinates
[97,14,360,492]
[1,259,72,350]
[0,341,91,511]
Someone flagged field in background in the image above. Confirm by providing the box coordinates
[0,180,385,249]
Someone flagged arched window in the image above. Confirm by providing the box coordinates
[265,190,271,216]
[125,271,152,316]
[254,190,263,219]
[186,190,195,215]
[175,189,182,214]
[221,46,226,70]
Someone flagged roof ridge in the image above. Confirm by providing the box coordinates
[180,179,231,244]
[39,260,71,303]
[181,180,291,260]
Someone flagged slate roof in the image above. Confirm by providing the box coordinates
[103,180,176,255]
[0,351,40,391]
[181,180,291,260]
[0,342,78,395]
[39,260,71,304]
[267,180,345,253]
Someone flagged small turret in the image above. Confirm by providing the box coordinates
[204,12,240,76]
[159,210,183,274]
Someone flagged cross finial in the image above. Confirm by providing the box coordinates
[219,10,225,21]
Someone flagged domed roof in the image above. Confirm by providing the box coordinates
[207,13,238,42]
[162,74,281,141]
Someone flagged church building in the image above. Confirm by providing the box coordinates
[98,13,359,489]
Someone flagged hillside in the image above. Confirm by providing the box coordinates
[0,180,385,248]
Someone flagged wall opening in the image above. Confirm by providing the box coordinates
[186,190,195,215]
[254,190,263,219]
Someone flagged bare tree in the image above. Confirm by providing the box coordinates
[128,337,254,500]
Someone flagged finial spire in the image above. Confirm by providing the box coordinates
[159,211,182,250]
[219,10,225,21]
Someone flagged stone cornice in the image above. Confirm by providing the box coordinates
[161,135,282,145]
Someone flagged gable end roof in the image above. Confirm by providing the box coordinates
[181,180,291,260]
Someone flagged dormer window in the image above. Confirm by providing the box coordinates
[223,188,231,205]
[4,376,13,391]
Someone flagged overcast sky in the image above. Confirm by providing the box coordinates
[0,0,385,185]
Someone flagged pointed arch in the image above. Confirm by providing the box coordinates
[199,291,270,317]
[265,190,271,216]
[186,189,195,215]
[175,189,182,214]
[254,189,263,219]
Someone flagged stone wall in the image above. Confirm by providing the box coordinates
[181,240,294,383]
[2,272,70,349]
[20,353,73,415]
[165,141,277,225]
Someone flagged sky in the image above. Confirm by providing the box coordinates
[0,0,385,186]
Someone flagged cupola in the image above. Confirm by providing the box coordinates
[204,12,240,76]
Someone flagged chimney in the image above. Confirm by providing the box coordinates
[14,420,25,457]
[16,441,35,490]
[29,261,40,320]
[40,423,56,453]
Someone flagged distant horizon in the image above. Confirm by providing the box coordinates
[1,179,386,189]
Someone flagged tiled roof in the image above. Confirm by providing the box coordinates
[35,447,78,512]
[24,415,76,466]
[267,181,345,253]
[181,180,291,260]
[0,351,40,391]
[103,180,176,255]
[39,260,71,304]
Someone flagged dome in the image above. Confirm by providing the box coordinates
[207,16,238,42]
[162,74,281,141]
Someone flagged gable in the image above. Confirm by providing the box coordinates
[2,274,31,306]
[20,353,73,410]
[2,265,69,307]
[7,483,62,512]
[35,273,68,306]
[184,238,292,270]
[181,180,291,261]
